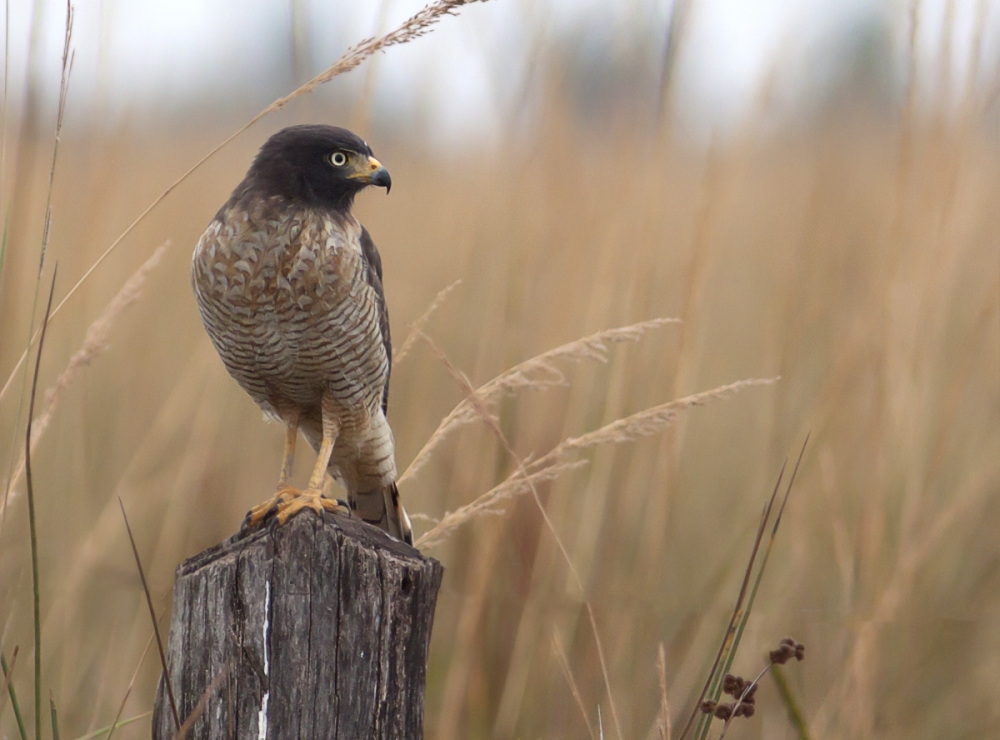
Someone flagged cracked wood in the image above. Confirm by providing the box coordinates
[151,514,442,739]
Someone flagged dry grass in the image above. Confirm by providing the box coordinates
[2,243,168,511]
[1,8,999,740]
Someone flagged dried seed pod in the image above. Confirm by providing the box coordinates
[722,674,739,695]
[769,645,792,664]
[714,703,733,721]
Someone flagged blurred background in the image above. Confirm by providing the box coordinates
[1,0,998,738]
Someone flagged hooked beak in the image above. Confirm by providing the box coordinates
[348,155,391,193]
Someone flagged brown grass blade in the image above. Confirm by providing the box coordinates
[394,279,461,366]
[172,662,230,740]
[117,497,180,732]
[552,633,597,740]
[657,643,673,740]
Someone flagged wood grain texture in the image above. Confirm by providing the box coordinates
[151,513,442,740]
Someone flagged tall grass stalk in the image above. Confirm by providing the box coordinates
[681,458,787,740]
[690,440,806,740]
[715,438,806,686]
[418,330,626,740]
[1,0,73,545]
[551,633,597,740]
[116,498,179,732]
[25,268,57,740]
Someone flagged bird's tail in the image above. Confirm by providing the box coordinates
[352,482,413,546]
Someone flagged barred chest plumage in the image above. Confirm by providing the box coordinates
[191,194,388,417]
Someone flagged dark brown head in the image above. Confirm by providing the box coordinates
[243,125,391,213]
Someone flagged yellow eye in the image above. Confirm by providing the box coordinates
[330,151,347,167]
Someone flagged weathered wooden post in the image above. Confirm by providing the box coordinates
[151,513,443,739]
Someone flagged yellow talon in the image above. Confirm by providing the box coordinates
[274,490,350,525]
[243,400,348,530]
[244,485,300,529]
[245,488,349,529]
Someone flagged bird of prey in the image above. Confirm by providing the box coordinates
[191,124,412,545]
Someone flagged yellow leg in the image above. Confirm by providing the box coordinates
[274,401,347,525]
[244,412,303,529]
[243,400,350,529]
[277,413,299,488]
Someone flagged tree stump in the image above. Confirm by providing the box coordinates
[151,512,443,739]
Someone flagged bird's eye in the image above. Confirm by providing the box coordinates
[330,151,348,167]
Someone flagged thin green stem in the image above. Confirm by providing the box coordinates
[719,437,808,688]
[771,666,810,740]
[682,463,785,740]
[1,648,28,740]
[48,693,59,740]
[71,711,152,740]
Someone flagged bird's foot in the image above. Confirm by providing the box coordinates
[243,485,301,530]
[243,486,350,530]
[273,489,350,526]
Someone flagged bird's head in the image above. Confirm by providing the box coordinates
[246,124,391,213]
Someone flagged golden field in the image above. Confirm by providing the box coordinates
[1,19,999,740]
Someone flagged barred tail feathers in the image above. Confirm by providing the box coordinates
[353,482,412,545]
[388,481,413,546]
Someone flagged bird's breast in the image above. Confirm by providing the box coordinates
[192,198,364,317]
[191,197,386,412]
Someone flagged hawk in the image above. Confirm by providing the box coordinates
[192,124,412,545]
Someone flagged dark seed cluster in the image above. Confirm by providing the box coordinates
[699,637,805,725]
[699,672,758,721]
[768,637,805,665]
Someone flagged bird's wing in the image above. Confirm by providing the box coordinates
[359,225,392,414]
